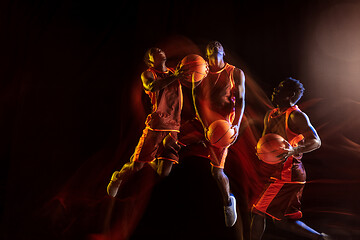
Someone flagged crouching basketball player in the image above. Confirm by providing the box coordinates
[250,77,332,240]
[107,48,186,197]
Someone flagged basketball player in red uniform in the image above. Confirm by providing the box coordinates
[190,41,246,227]
[107,48,186,197]
[250,77,331,239]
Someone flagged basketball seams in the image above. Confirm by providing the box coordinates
[257,140,287,154]
[258,138,286,148]
[181,62,207,72]
[257,149,285,155]
[181,60,205,66]
[180,55,208,82]
[256,133,289,164]
[212,125,231,146]
[207,120,234,147]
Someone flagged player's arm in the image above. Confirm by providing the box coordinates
[230,68,245,144]
[286,110,321,156]
[141,70,181,92]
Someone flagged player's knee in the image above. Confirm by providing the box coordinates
[157,160,173,177]
[273,218,296,230]
[157,168,170,178]
[211,166,224,179]
[131,161,144,172]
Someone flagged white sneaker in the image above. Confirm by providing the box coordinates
[107,171,122,197]
[224,194,237,227]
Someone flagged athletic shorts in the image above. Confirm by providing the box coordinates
[132,128,180,163]
[179,118,229,169]
[252,179,305,220]
[252,154,307,220]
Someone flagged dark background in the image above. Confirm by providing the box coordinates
[1,0,360,239]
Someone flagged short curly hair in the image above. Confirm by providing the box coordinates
[282,77,305,104]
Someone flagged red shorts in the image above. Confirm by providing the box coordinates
[252,180,305,220]
[132,128,180,163]
[253,154,307,220]
[179,119,229,168]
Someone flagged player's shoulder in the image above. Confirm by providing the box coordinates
[226,63,243,75]
[226,63,241,72]
[225,62,242,72]
[265,109,274,118]
[233,64,243,71]
[232,66,245,85]
[141,68,154,80]
[289,107,310,123]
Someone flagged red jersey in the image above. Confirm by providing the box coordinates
[144,67,183,131]
[266,105,305,182]
[197,63,236,125]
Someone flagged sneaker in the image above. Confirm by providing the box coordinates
[224,193,237,227]
[107,171,122,197]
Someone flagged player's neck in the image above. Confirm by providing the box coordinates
[152,63,168,72]
[208,57,226,72]
[276,103,294,113]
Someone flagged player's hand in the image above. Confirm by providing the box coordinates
[174,68,191,80]
[229,125,239,145]
[174,62,186,75]
[276,145,295,160]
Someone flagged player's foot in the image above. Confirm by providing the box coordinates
[107,171,122,197]
[318,233,332,240]
[224,193,237,227]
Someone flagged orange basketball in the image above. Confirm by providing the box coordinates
[179,54,209,84]
[256,133,292,164]
[207,120,235,148]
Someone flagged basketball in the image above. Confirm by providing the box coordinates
[207,120,235,148]
[179,54,208,86]
[256,133,292,164]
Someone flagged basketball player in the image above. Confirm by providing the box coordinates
[250,77,331,239]
[189,41,246,227]
[107,48,186,197]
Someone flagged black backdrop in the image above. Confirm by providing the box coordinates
[1,0,360,240]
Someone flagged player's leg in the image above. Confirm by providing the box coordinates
[157,159,174,177]
[273,219,331,240]
[178,118,205,146]
[250,212,266,240]
[157,132,181,177]
[209,146,237,227]
[107,160,145,197]
[211,166,231,206]
[107,128,162,197]
[211,166,236,228]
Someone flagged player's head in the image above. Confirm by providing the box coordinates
[272,77,305,106]
[205,41,225,59]
[144,48,166,67]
